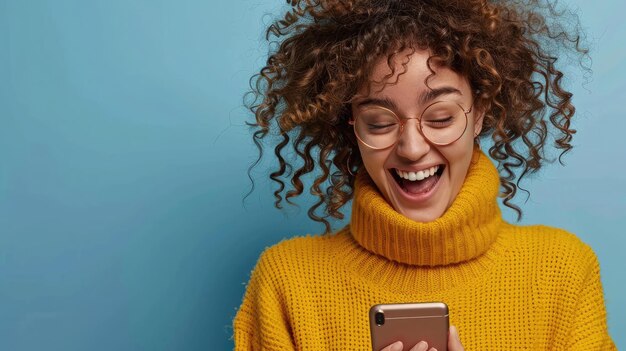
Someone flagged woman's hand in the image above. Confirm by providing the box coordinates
[379,325,464,351]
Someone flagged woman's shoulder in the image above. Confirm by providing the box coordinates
[502,222,599,272]
[250,228,350,277]
[508,223,591,247]
[261,227,348,258]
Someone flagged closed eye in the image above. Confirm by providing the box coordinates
[424,116,454,127]
[367,123,397,130]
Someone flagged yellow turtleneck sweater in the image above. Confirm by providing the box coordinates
[233,149,615,350]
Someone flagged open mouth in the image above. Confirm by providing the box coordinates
[391,165,445,195]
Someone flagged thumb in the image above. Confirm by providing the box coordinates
[448,325,465,351]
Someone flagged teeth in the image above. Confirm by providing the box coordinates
[395,166,440,181]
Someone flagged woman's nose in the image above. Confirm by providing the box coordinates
[395,120,431,161]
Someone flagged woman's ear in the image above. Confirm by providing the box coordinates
[473,106,485,137]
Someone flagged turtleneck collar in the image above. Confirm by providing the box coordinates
[350,147,503,266]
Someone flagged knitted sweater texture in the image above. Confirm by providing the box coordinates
[233,149,615,350]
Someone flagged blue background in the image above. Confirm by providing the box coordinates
[1,0,624,350]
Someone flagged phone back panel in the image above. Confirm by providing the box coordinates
[369,302,448,351]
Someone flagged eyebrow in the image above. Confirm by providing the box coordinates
[355,86,463,110]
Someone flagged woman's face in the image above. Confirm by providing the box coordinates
[351,49,484,222]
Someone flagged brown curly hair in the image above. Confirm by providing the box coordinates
[245,0,588,233]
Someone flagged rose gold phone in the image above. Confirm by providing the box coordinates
[369,302,448,351]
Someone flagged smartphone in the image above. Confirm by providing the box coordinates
[369,302,448,351]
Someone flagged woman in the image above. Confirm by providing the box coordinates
[233,0,615,349]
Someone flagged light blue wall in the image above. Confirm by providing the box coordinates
[0,1,624,350]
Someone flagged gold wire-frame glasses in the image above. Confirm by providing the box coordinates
[349,100,473,149]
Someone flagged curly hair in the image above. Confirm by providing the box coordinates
[245,0,588,233]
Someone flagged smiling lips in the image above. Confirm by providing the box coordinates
[392,165,444,195]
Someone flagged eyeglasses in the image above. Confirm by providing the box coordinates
[349,100,472,149]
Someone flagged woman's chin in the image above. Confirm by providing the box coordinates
[395,205,445,223]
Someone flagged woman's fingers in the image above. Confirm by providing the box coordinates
[408,341,429,351]
[448,325,465,351]
[382,335,453,351]
[380,341,403,351]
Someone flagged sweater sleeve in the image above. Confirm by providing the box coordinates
[232,248,296,351]
[566,245,616,350]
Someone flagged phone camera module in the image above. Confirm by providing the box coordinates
[374,311,385,326]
